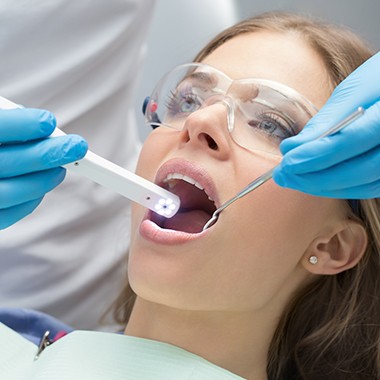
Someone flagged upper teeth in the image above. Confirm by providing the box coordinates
[164,173,203,189]
[163,173,214,202]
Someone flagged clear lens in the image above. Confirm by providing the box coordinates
[145,63,317,155]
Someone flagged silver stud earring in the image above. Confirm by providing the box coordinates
[309,255,318,265]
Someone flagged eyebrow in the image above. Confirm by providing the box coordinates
[183,71,218,88]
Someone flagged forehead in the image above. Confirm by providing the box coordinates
[201,31,331,109]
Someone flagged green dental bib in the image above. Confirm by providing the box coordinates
[0,323,244,380]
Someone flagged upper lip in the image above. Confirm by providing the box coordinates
[154,158,220,208]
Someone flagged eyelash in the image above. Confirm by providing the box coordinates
[166,87,202,116]
[249,111,296,140]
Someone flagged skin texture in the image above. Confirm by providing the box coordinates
[125,31,367,380]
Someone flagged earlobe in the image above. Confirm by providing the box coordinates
[303,221,368,275]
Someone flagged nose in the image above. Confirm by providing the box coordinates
[178,100,233,160]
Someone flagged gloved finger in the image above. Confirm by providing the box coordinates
[0,135,87,178]
[277,101,380,175]
[0,167,66,208]
[0,108,56,142]
[0,197,44,230]
[275,177,380,199]
[280,51,380,153]
[273,145,380,198]
[317,180,380,199]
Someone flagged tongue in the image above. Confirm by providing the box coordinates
[162,209,210,233]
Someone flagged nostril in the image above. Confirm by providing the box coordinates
[202,133,218,151]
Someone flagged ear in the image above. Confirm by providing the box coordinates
[302,220,368,275]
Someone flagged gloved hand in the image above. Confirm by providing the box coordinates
[273,51,380,199]
[0,108,88,229]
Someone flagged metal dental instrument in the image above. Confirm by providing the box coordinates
[0,96,180,218]
[203,107,365,230]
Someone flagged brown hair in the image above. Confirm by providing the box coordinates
[113,12,379,379]
[193,11,372,90]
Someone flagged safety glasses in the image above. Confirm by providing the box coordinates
[144,63,318,156]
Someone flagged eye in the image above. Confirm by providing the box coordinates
[247,112,295,141]
[166,86,203,116]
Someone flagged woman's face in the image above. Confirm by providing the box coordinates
[128,31,341,314]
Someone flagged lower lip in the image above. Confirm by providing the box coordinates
[139,217,208,245]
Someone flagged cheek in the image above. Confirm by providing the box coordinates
[227,149,334,252]
[135,131,166,180]
[215,170,336,267]
[224,183,338,278]
[134,128,180,182]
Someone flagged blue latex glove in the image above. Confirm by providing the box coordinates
[273,51,380,199]
[0,108,88,229]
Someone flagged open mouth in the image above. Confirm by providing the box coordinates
[150,173,217,234]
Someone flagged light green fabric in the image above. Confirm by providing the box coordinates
[0,323,245,379]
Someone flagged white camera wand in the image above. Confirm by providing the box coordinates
[0,96,180,218]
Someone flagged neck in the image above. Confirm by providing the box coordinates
[124,297,275,380]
